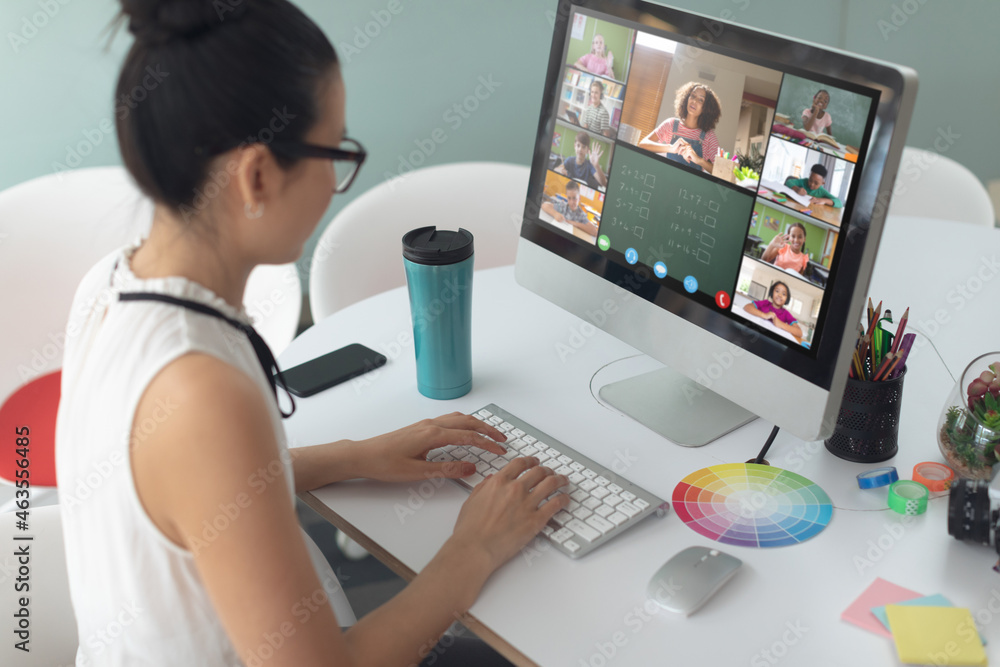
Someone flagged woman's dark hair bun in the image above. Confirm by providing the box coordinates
[121,0,247,45]
[115,0,338,213]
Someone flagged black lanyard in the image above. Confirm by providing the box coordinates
[118,292,296,418]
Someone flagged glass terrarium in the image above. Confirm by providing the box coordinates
[937,353,1000,481]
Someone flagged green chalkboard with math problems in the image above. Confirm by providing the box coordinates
[600,146,755,300]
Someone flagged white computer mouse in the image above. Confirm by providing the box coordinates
[646,546,742,616]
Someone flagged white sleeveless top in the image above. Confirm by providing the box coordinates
[56,244,354,667]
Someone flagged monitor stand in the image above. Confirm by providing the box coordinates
[598,366,756,447]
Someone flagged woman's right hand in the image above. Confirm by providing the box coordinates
[450,457,569,572]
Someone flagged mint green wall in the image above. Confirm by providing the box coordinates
[553,124,612,174]
[750,202,834,267]
[2,0,997,291]
[564,17,633,82]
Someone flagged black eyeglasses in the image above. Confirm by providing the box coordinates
[269,138,367,193]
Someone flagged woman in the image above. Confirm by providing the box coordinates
[55,1,568,665]
[743,281,803,342]
[638,81,722,173]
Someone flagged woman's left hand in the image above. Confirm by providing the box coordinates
[354,412,508,483]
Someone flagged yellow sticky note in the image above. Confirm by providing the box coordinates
[886,605,987,666]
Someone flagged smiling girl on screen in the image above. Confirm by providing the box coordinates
[761,223,809,275]
[574,33,615,78]
[55,1,568,665]
[802,89,833,136]
[638,82,721,173]
[743,281,803,342]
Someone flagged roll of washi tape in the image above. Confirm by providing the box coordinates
[888,480,929,516]
[912,462,954,492]
[857,467,899,489]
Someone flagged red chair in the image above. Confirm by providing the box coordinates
[0,167,153,510]
[0,167,303,510]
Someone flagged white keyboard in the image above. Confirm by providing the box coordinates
[428,404,669,559]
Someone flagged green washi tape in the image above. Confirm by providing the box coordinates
[888,480,929,516]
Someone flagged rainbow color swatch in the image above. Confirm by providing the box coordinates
[672,463,833,547]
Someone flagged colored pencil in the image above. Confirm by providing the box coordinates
[865,301,882,340]
[872,352,895,381]
[886,333,915,380]
[852,349,864,378]
[889,307,909,355]
[858,334,871,380]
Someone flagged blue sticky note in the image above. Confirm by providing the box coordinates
[873,595,987,645]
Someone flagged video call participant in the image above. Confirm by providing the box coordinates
[541,180,597,239]
[574,33,615,79]
[802,89,833,136]
[784,164,842,208]
[743,281,803,342]
[579,80,614,138]
[761,223,809,275]
[638,81,721,173]
[555,131,608,189]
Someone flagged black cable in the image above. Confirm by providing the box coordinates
[754,425,780,464]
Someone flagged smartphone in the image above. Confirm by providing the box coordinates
[279,343,387,398]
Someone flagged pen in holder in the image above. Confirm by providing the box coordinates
[826,299,913,462]
[712,156,735,183]
[825,368,906,463]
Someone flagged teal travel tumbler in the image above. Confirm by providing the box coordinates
[402,227,474,399]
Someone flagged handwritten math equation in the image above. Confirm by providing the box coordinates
[610,167,721,265]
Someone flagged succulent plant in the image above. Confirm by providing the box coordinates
[967,363,1000,426]
[940,363,1000,474]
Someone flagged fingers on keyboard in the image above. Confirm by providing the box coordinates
[529,475,569,502]
[537,493,570,526]
[498,455,537,480]
[517,464,554,491]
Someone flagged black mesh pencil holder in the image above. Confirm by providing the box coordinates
[825,368,906,463]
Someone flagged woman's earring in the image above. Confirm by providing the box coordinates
[244,202,265,219]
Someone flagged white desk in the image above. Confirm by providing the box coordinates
[539,208,598,244]
[281,216,1000,666]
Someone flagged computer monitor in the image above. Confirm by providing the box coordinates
[515,0,917,445]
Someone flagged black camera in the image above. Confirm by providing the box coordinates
[948,477,1000,553]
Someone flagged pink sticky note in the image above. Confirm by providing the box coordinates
[841,578,922,638]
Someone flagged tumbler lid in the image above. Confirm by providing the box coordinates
[402,226,474,265]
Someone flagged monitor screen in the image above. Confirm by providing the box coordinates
[517,0,916,442]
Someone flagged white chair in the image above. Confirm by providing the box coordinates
[0,506,77,666]
[309,161,531,321]
[0,167,301,512]
[244,263,302,354]
[888,147,995,225]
